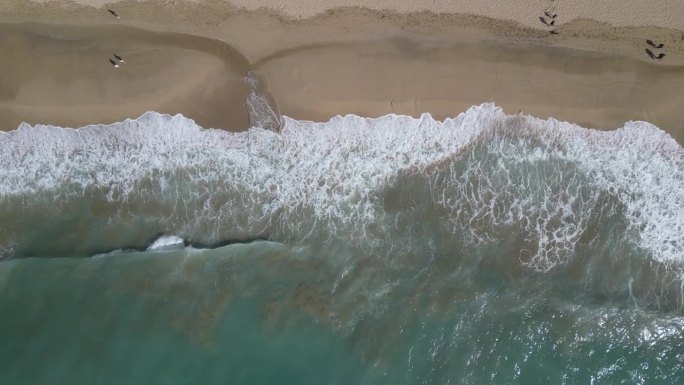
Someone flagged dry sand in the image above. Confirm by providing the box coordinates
[21,0,684,30]
[1,0,683,143]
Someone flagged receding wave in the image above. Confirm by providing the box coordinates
[1,104,683,305]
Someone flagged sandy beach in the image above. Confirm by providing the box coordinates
[0,22,250,130]
[1,0,683,143]
[3,3,684,383]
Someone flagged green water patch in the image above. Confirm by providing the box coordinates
[1,242,683,384]
[0,248,365,385]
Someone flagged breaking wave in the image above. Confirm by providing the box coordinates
[1,103,683,298]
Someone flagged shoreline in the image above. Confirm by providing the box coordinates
[1,2,683,143]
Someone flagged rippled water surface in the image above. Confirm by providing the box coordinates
[2,104,683,384]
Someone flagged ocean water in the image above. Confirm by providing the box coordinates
[1,104,683,384]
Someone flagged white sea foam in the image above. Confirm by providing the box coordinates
[147,235,185,251]
[0,104,682,271]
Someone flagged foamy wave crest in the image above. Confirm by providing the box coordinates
[147,235,185,251]
[1,104,682,274]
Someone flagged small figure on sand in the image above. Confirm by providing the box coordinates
[645,48,666,60]
[539,16,555,27]
[644,39,666,61]
[540,4,559,35]
[646,40,664,49]
[108,58,119,68]
[113,53,125,64]
[107,9,120,19]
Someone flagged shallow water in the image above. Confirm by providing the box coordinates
[1,104,683,383]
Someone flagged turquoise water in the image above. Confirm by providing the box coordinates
[1,105,684,383]
[0,246,367,384]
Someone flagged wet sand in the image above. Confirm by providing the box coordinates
[253,37,684,136]
[1,3,684,143]
[0,23,250,130]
